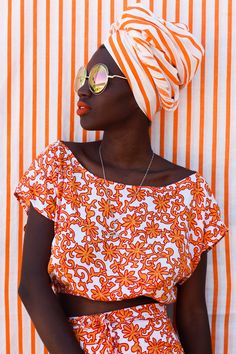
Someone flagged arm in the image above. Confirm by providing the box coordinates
[175,251,212,354]
[18,203,84,354]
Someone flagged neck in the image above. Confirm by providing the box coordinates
[99,120,153,170]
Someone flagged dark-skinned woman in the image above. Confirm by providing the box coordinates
[14,3,229,353]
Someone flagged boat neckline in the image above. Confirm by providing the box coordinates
[58,140,198,190]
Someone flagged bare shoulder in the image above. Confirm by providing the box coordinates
[60,140,93,159]
[151,154,197,185]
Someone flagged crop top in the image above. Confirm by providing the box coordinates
[13,140,229,304]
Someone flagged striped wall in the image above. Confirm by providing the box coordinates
[0,0,235,353]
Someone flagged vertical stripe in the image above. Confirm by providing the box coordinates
[223,0,232,352]
[5,0,12,352]
[69,0,76,140]
[82,0,89,142]
[17,0,25,352]
[57,0,63,140]
[96,0,103,141]
[45,0,50,152]
[211,0,220,350]
[159,1,167,157]
[172,0,180,332]
[110,0,115,24]
[31,1,38,351]
[45,0,51,146]
[43,8,50,354]
[199,0,206,176]
[185,0,193,170]
[173,0,180,165]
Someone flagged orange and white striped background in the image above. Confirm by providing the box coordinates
[1,0,235,353]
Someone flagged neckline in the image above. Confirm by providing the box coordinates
[58,140,198,191]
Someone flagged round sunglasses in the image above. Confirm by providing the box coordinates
[74,63,128,95]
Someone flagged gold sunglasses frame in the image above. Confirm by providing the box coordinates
[74,63,127,95]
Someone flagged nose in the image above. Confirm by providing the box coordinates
[77,78,92,98]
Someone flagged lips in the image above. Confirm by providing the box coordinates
[77,100,92,116]
[77,101,91,109]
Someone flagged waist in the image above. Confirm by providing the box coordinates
[57,293,160,317]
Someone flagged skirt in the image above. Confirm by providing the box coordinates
[67,302,184,353]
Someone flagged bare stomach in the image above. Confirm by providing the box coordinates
[57,293,159,317]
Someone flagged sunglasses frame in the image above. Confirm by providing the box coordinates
[74,63,127,95]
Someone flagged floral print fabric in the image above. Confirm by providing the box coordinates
[67,302,184,353]
[13,139,229,301]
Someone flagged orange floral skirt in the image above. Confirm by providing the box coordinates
[67,302,184,353]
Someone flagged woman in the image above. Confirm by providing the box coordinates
[14,4,229,354]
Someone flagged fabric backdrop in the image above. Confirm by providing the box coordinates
[0,0,235,353]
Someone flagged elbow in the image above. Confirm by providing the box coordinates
[18,274,50,301]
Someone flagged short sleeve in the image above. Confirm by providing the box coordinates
[178,174,229,285]
[201,179,229,254]
[13,142,58,222]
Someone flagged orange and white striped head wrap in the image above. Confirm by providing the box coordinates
[103,3,204,121]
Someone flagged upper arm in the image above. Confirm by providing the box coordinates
[176,251,207,314]
[19,202,55,291]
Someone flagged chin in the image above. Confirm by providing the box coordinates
[79,116,104,131]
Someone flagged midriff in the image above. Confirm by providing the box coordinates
[57,293,159,317]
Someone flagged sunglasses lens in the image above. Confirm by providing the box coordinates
[74,66,86,92]
[89,64,108,93]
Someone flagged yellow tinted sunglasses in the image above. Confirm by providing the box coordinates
[74,63,127,95]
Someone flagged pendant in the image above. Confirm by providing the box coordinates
[105,221,120,239]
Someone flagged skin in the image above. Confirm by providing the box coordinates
[18,44,212,353]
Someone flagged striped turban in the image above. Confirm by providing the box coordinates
[102,3,204,121]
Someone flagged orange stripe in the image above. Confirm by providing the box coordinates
[150,0,154,13]
[152,53,180,85]
[5,0,12,352]
[45,0,50,152]
[199,1,206,176]
[185,0,193,171]
[121,14,157,28]
[31,0,38,351]
[223,0,232,352]
[211,0,220,349]
[159,0,167,158]
[110,0,115,24]
[170,32,191,83]
[96,0,103,142]
[17,1,25,353]
[83,0,89,143]
[70,0,76,141]
[57,0,63,141]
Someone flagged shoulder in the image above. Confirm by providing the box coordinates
[151,154,197,186]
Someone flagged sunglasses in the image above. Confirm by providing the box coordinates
[74,63,128,95]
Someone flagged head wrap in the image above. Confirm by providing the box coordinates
[102,3,204,121]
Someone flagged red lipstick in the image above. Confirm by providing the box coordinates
[77,101,92,116]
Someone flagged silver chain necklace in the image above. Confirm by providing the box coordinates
[98,143,155,239]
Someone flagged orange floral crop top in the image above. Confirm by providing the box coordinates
[13,140,229,304]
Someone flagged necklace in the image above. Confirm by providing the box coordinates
[98,143,155,239]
